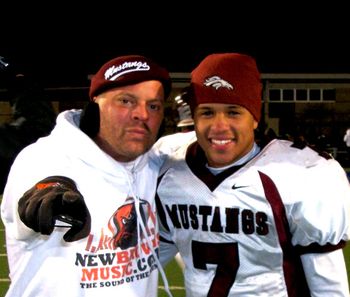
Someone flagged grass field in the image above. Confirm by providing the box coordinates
[0,198,350,296]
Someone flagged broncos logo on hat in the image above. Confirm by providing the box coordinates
[204,76,234,90]
[108,197,151,250]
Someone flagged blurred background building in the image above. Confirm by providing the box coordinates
[1,71,350,166]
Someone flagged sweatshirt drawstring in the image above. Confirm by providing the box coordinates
[134,195,173,297]
[125,165,173,297]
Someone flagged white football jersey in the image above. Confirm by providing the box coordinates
[157,139,350,297]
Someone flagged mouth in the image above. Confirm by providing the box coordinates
[211,139,233,145]
[126,127,150,138]
[209,138,235,150]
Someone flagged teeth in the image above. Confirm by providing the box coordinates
[212,139,231,145]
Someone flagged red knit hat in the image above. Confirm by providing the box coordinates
[89,55,171,100]
[189,53,262,121]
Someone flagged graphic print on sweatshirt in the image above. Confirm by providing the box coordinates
[75,196,158,290]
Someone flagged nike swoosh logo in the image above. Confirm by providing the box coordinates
[232,184,248,190]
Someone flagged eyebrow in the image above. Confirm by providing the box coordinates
[114,92,164,102]
[197,104,242,110]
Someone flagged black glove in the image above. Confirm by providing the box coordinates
[18,176,91,242]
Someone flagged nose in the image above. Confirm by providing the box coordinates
[132,103,149,121]
[211,113,230,130]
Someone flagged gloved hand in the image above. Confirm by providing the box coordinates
[18,176,91,242]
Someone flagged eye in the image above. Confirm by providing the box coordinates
[119,97,134,106]
[228,110,240,116]
[148,102,163,111]
[149,103,162,111]
[200,110,213,117]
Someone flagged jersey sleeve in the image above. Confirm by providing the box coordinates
[149,131,196,167]
[158,201,178,267]
[159,237,178,267]
[288,158,350,248]
[301,250,350,296]
[155,176,179,267]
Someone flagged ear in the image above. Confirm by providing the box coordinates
[253,119,258,130]
[79,101,100,138]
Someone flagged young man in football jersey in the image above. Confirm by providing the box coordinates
[156,53,350,296]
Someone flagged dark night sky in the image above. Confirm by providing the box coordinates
[1,5,350,87]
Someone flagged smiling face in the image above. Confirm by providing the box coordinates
[93,80,165,162]
[194,103,258,168]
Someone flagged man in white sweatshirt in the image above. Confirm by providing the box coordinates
[1,55,192,297]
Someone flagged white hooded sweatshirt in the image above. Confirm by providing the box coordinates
[1,109,195,297]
